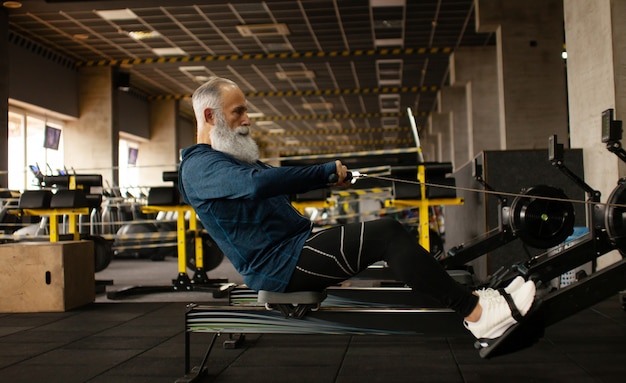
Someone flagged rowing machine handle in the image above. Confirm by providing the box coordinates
[328,171,353,184]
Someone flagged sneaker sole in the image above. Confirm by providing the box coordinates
[475,300,544,359]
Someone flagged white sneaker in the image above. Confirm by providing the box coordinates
[464,280,536,341]
[474,276,525,300]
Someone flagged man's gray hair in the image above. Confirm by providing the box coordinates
[191,77,238,127]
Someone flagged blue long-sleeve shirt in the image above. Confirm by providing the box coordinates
[178,144,337,292]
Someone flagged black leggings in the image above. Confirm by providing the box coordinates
[286,218,478,317]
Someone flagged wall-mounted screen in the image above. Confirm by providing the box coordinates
[128,147,139,165]
[44,125,61,150]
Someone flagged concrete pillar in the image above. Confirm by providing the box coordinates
[427,113,449,162]
[177,117,196,155]
[138,99,179,187]
[64,66,116,187]
[0,8,8,188]
[564,0,626,194]
[449,46,500,159]
[564,0,626,268]
[438,86,468,169]
[422,133,440,163]
[476,0,568,150]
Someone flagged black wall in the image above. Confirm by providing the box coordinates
[8,35,79,118]
[177,115,195,157]
[118,90,150,139]
[8,34,151,140]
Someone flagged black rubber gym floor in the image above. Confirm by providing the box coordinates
[1,258,625,383]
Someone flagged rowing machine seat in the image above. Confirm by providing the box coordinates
[258,290,326,305]
[258,290,327,318]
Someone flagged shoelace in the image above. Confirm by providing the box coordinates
[474,288,501,300]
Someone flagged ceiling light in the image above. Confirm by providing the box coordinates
[95,9,138,21]
[255,121,275,126]
[302,102,333,110]
[247,112,265,119]
[268,128,286,134]
[276,70,315,80]
[371,2,405,47]
[3,1,22,9]
[379,94,400,113]
[381,117,399,128]
[376,59,403,86]
[374,38,404,48]
[152,47,186,56]
[315,121,341,129]
[237,23,290,37]
[128,31,161,40]
[73,34,89,40]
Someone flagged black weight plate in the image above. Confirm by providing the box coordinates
[605,178,626,253]
[510,185,575,249]
[186,232,225,272]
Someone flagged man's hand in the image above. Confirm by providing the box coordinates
[331,160,352,188]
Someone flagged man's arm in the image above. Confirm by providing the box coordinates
[182,151,340,200]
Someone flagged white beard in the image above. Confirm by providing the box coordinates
[210,111,260,164]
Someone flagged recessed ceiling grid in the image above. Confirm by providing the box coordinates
[6,0,492,156]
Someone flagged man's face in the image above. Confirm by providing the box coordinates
[209,86,260,163]
[219,85,250,131]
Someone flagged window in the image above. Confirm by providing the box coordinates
[118,137,141,198]
[7,108,65,191]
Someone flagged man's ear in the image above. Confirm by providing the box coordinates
[204,108,214,124]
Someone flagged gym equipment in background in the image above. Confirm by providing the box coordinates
[106,170,233,300]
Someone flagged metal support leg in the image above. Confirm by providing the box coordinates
[176,332,218,383]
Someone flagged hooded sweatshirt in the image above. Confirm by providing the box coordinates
[178,144,337,292]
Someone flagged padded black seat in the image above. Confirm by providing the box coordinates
[147,186,181,206]
[18,190,53,209]
[50,189,89,208]
[258,290,327,305]
[258,290,327,318]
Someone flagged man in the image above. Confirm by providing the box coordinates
[178,76,536,344]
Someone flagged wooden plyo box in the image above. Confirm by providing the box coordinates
[0,240,95,312]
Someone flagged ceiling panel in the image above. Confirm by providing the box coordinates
[6,0,494,158]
